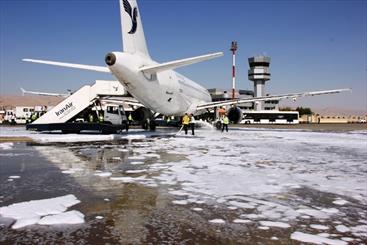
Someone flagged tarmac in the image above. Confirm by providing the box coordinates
[0,124,366,244]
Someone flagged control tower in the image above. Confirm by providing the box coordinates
[248,56,271,111]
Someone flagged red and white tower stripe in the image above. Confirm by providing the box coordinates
[230,41,237,100]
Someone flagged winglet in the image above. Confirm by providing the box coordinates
[20,87,25,96]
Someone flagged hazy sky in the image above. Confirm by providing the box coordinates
[0,0,366,110]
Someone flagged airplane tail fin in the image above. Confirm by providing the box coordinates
[119,0,150,58]
[20,87,25,96]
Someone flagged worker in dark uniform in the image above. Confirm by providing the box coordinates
[189,114,196,135]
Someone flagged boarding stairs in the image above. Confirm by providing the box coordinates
[32,80,125,124]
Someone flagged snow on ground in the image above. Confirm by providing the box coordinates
[291,231,347,245]
[0,126,169,143]
[12,126,367,240]
[0,194,83,229]
[0,142,13,150]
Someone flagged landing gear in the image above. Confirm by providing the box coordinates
[215,121,222,130]
[141,118,156,131]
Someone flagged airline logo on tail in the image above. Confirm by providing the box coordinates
[123,0,138,34]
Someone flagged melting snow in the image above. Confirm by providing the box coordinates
[94,172,112,177]
[209,219,226,224]
[291,231,347,245]
[0,142,13,150]
[0,194,83,229]
[259,221,290,228]
[310,224,329,230]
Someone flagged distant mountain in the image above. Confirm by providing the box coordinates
[312,107,367,116]
[0,95,63,110]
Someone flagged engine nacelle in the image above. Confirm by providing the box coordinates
[131,107,152,122]
[227,107,243,124]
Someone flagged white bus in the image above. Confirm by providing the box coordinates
[240,110,299,124]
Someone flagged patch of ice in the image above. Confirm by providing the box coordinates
[110,177,137,183]
[130,161,144,165]
[332,199,348,206]
[0,142,13,150]
[321,208,339,214]
[271,236,279,240]
[233,219,251,224]
[38,210,84,225]
[0,194,81,229]
[125,170,146,174]
[128,156,146,160]
[172,200,188,205]
[296,209,329,219]
[8,176,20,179]
[169,190,189,196]
[228,200,255,209]
[310,224,329,230]
[94,172,112,177]
[258,226,269,230]
[341,237,354,242]
[62,170,76,174]
[227,206,238,210]
[209,219,225,224]
[335,225,350,233]
[192,208,203,212]
[259,221,290,228]
[95,216,104,220]
[112,157,121,160]
[291,231,347,245]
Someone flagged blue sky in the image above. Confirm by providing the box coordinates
[0,0,366,111]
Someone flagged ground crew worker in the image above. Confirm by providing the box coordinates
[88,113,94,123]
[99,113,104,123]
[182,113,190,135]
[31,113,38,122]
[222,114,229,132]
[190,114,196,135]
[128,113,133,125]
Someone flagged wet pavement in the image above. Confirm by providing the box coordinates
[0,127,367,244]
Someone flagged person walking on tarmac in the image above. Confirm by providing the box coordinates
[222,114,229,132]
[189,114,196,135]
[182,113,190,135]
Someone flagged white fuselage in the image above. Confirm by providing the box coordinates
[108,52,212,116]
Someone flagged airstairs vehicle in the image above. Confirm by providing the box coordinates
[26,80,129,134]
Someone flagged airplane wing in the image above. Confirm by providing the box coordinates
[139,52,223,74]
[20,87,69,97]
[23,59,110,73]
[196,88,351,110]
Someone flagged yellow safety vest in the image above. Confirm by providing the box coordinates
[182,115,190,125]
[223,117,229,125]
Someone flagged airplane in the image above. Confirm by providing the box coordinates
[20,87,71,97]
[23,0,350,128]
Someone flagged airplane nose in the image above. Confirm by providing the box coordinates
[105,52,116,66]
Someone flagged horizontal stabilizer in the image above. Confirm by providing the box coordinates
[23,59,110,73]
[197,88,351,110]
[139,52,223,73]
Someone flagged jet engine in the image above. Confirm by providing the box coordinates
[131,107,152,122]
[227,107,243,124]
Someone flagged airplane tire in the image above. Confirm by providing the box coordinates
[149,120,156,131]
[215,121,222,130]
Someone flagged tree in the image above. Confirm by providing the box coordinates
[296,107,313,116]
